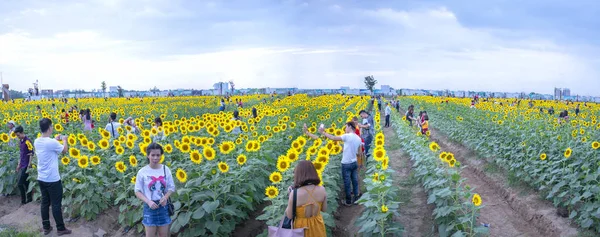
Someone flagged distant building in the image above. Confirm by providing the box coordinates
[562,88,571,97]
[213,82,229,95]
[109,86,119,93]
[381,85,392,95]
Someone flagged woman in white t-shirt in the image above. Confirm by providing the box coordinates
[303,121,363,206]
[134,143,175,237]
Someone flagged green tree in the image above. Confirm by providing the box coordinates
[117,86,124,97]
[364,75,377,94]
[101,81,107,97]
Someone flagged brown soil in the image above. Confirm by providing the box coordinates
[232,201,269,237]
[332,168,366,237]
[384,124,435,237]
[0,200,134,237]
[332,199,365,237]
[429,127,580,237]
[0,195,21,218]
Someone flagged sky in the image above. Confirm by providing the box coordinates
[1,0,599,95]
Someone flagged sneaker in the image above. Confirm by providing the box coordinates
[57,229,72,236]
[42,227,53,235]
[343,200,352,206]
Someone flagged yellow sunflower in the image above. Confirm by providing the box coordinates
[472,193,482,206]
[61,156,70,165]
[313,161,325,173]
[203,146,216,160]
[265,186,279,199]
[54,124,63,132]
[592,141,600,150]
[131,176,136,184]
[69,148,81,158]
[115,161,127,173]
[218,162,230,173]
[190,150,202,164]
[91,156,101,165]
[429,142,440,152]
[564,147,572,158]
[165,144,173,153]
[373,148,386,162]
[269,171,283,184]
[237,154,247,165]
[449,158,456,167]
[180,143,191,153]
[277,159,290,172]
[218,141,235,155]
[372,172,380,182]
[115,146,125,155]
[129,155,138,167]
[78,156,89,169]
[98,139,109,150]
[176,168,187,183]
[540,153,547,161]
[381,205,388,213]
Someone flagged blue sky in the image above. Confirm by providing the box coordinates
[1,0,599,95]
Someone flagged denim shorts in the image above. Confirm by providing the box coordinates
[142,201,171,227]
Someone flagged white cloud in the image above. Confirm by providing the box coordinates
[0,5,598,95]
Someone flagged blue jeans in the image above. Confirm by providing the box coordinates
[342,162,359,204]
[363,135,373,159]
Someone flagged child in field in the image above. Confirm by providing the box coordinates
[420,112,429,135]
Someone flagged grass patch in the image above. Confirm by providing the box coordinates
[0,227,40,237]
[483,162,501,174]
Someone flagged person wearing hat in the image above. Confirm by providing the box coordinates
[7,120,17,147]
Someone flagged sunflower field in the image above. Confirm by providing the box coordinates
[0,94,401,236]
[399,96,600,232]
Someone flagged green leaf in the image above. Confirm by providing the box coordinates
[202,200,220,214]
[192,208,205,220]
[569,210,577,219]
[206,220,220,234]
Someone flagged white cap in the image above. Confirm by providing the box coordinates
[7,120,16,126]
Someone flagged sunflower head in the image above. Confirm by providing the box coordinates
[78,156,89,169]
[61,157,70,165]
[540,153,547,161]
[203,146,216,160]
[472,193,482,206]
[592,141,600,150]
[115,161,127,173]
[237,154,247,165]
[190,150,202,164]
[276,159,290,172]
[269,171,283,184]
[116,146,125,155]
[129,155,138,167]
[69,148,80,158]
[265,186,279,199]
[91,156,101,165]
[218,161,230,173]
[564,148,572,158]
[176,168,187,183]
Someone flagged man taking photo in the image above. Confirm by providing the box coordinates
[34,118,72,236]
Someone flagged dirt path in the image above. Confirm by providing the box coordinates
[428,126,579,237]
[0,200,133,237]
[383,124,435,237]
[232,201,269,237]
[0,195,21,218]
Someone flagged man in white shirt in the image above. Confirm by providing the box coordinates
[304,122,363,205]
[34,118,72,236]
[384,102,392,128]
[105,112,121,139]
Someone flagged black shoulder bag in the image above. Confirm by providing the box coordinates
[162,165,175,216]
[281,188,297,229]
